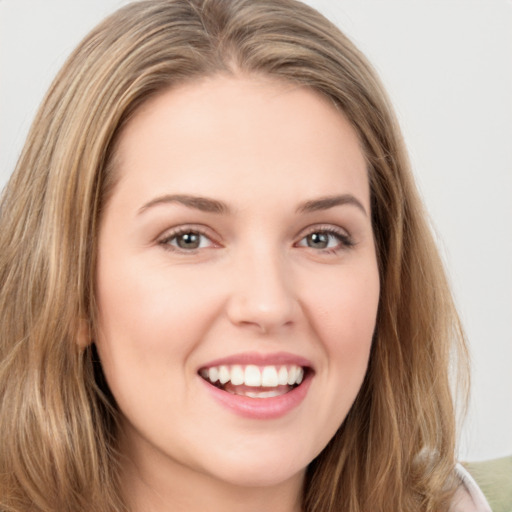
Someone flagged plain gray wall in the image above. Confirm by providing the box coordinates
[1,0,511,461]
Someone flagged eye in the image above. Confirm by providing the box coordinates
[296,227,354,252]
[159,228,217,252]
[304,232,336,249]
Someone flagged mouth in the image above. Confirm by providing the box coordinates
[198,364,309,399]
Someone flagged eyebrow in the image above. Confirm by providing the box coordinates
[138,193,367,216]
[296,194,367,216]
[138,194,229,215]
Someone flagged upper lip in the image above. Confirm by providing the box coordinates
[198,351,314,371]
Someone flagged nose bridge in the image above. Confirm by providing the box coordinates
[227,240,298,332]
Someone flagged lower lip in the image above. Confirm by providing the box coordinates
[200,373,313,419]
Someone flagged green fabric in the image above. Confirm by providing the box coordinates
[464,456,512,512]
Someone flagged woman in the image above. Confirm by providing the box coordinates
[0,0,490,511]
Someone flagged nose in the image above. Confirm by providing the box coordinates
[226,249,299,335]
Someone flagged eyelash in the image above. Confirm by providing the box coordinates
[157,225,354,254]
[295,225,355,254]
[158,226,218,253]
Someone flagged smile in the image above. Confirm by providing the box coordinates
[199,364,305,398]
[198,354,313,419]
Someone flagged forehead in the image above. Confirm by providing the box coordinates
[110,74,369,212]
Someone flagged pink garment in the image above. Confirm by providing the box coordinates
[450,463,492,512]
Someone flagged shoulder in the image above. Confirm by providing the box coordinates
[449,463,492,512]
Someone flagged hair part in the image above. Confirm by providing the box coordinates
[0,1,468,511]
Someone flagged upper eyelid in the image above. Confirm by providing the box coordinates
[156,225,223,253]
[296,223,351,239]
[295,224,355,251]
[157,224,218,241]
[155,223,353,246]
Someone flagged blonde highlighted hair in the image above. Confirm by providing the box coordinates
[0,0,468,510]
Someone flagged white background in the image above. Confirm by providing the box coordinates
[0,0,510,462]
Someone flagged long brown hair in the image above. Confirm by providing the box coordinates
[0,1,468,510]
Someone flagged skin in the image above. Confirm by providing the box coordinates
[93,74,380,512]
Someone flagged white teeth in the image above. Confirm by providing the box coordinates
[277,366,288,385]
[244,365,261,386]
[287,366,298,385]
[244,389,285,398]
[201,364,306,388]
[218,365,230,385]
[261,366,278,387]
[208,366,219,383]
[230,365,244,386]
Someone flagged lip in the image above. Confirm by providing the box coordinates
[198,351,314,369]
[198,351,314,419]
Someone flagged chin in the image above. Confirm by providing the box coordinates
[212,463,305,489]
[196,440,314,489]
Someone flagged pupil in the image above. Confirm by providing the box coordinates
[178,232,200,249]
[308,232,328,249]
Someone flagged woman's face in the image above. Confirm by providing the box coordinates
[94,75,380,494]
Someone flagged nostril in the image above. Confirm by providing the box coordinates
[224,257,299,333]
[226,293,299,335]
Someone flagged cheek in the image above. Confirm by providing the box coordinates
[289,263,379,457]
[312,264,379,343]
[95,256,218,351]
[307,262,379,392]
[93,266,198,428]
[93,258,231,413]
